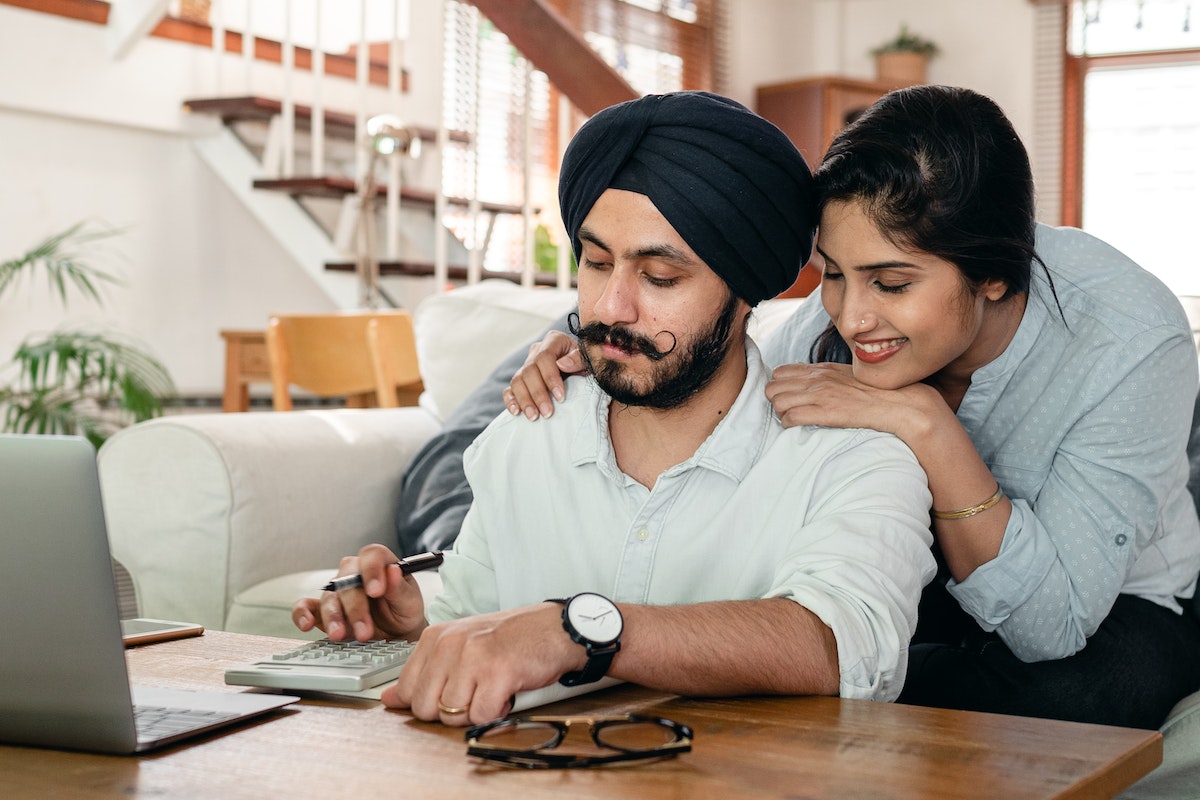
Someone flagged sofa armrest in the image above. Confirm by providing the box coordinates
[97,408,442,631]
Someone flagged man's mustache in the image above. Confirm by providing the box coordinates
[568,314,677,361]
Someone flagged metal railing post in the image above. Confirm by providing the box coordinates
[386,0,407,262]
[311,0,326,177]
[435,0,451,293]
[355,0,370,191]
[280,0,295,178]
[210,0,225,94]
[466,6,483,286]
[557,94,573,289]
[521,58,534,289]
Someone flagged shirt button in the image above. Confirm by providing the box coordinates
[636,528,650,541]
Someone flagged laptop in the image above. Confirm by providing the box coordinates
[0,434,297,754]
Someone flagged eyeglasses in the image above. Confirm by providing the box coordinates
[464,713,693,769]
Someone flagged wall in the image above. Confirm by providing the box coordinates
[729,0,1037,148]
[0,0,1041,398]
[724,0,819,104]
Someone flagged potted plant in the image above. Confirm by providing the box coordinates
[870,24,939,87]
[0,222,175,447]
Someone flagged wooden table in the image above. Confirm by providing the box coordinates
[219,330,270,412]
[0,631,1162,799]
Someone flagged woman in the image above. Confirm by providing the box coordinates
[505,85,1200,728]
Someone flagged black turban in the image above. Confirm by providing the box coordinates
[558,91,816,306]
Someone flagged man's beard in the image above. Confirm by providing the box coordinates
[574,292,740,410]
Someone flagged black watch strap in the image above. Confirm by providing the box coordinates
[549,597,622,687]
[559,643,619,686]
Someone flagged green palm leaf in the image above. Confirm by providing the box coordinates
[4,330,175,447]
[1,223,176,447]
[0,221,123,306]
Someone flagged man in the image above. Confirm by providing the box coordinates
[294,91,935,726]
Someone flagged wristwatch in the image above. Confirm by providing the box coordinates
[550,592,624,686]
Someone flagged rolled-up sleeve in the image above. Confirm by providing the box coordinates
[768,429,936,701]
[949,329,1200,661]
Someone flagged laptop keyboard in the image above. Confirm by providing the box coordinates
[134,704,240,741]
[224,639,417,692]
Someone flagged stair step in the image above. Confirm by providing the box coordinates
[189,95,551,286]
[183,96,470,144]
[252,177,533,215]
[324,260,574,288]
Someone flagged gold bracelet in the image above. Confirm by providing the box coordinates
[931,486,1005,521]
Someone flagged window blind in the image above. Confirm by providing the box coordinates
[441,0,724,277]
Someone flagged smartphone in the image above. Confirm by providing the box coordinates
[121,617,205,647]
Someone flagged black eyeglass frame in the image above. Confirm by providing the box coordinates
[465,713,693,769]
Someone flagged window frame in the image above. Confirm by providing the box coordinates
[1059,0,1200,226]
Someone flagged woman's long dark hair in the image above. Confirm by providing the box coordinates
[810,85,1054,364]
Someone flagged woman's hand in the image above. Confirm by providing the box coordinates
[503,330,587,420]
[765,362,941,442]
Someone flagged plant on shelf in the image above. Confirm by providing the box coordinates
[0,222,175,447]
[870,24,941,58]
[870,24,940,87]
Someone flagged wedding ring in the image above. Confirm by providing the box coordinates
[438,700,470,716]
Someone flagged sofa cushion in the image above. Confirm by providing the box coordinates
[749,297,805,345]
[413,280,577,421]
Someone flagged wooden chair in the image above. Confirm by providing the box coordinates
[265,311,423,411]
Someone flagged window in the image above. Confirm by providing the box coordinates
[1068,0,1200,295]
[441,5,553,277]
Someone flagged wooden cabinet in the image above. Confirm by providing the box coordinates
[755,76,895,168]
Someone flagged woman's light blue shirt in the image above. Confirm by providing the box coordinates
[761,224,1200,662]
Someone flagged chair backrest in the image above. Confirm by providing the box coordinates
[266,311,422,411]
[366,316,424,407]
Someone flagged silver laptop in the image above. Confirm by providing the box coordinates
[0,434,298,754]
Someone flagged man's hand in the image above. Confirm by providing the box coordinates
[292,544,427,643]
[381,602,586,726]
[503,330,586,420]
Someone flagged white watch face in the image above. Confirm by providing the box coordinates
[566,593,622,645]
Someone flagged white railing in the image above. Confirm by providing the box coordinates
[189,0,563,298]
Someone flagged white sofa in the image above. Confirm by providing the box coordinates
[96,278,1197,798]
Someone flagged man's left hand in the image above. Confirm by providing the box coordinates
[382,602,586,726]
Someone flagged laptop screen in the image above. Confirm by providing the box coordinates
[0,434,142,752]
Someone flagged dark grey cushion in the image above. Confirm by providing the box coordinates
[394,309,575,556]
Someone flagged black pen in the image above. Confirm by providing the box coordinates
[322,550,444,592]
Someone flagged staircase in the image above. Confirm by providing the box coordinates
[170,0,647,304]
[181,96,566,286]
